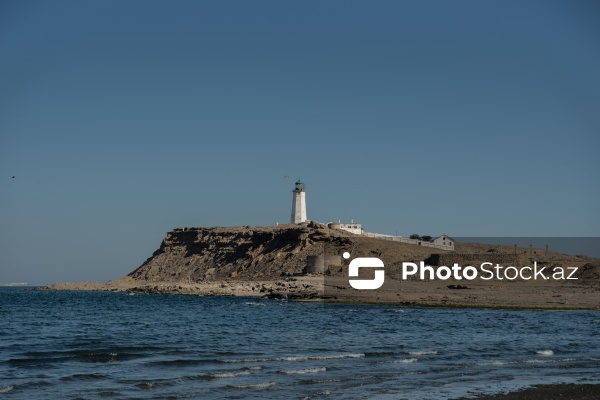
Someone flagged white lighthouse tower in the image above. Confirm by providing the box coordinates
[290,180,307,224]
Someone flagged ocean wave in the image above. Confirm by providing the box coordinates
[365,351,397,357]
[407,350,437,356]
[136,382,156,390]
[59,373,107,381]
[245,302,266,306]
[298,374,380,385]
[475,356,598,367]
[96,390,119,397]
[231,381,275,390]
[222,353,365,363]
[148,358,221,367]
[210,370,251,379]
[475,361,515,366]
[9,350,127,365]
[0,386,14,395]
[377,357,418,364]
[85,352,119,362]
[525,359,554,364]
[135,379,176,389]
[393,358,418,364]
[536,350,554,356]
[280,367,326,374]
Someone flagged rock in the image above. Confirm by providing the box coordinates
[447,284,469,290]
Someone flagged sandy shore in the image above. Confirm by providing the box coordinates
[323,275,600,310]
[43,274,600,310]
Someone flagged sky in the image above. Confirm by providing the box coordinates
[1,0,599,284]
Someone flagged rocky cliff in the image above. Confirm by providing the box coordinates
[45,224,600,309]
[127,222,446,282]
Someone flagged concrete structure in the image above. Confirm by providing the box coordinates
[328,220,363,235]
[304,254,342,274]
[290,180,307,224]
[432,235,454,249]
[362,232,454,251]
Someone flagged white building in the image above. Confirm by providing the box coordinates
[290,180,307,224]
[432,235,454,249]
[327,221,363,235]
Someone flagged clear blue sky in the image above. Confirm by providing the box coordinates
[1,0,599,284]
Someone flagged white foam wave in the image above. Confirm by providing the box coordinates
[525,359,554,364]
[280,354,364,362]
[210,370,251,379]
[280,367,326,374]
[233,381,275,389]
[393,358,418,364]
[477,356,595,367]
[407,350,437,356]
[536,350,554,356]
[245,302,265,306]
[223,353,365,363]
[0,386,13,394]
[476,361,514,366]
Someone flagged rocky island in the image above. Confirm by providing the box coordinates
[46,223,600,310]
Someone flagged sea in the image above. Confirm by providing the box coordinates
[1,287,599,400]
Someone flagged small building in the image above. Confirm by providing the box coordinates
[432,235,454,249]
[328,220,363,235]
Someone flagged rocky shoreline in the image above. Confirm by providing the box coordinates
[43,225,600,310]
[42,275,600,310]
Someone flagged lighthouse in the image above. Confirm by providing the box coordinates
[290,180,307,224]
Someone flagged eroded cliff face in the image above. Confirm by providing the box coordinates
[127,224,600,287]
[126,223,451,283]
[128,224,352,282]
[43,224,600,308]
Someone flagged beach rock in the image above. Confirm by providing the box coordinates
[448,285,469,290]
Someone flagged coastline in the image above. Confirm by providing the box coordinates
[40,226,600,310]
[42,274,600,311]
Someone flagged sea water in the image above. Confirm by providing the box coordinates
[1,287,599,399]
